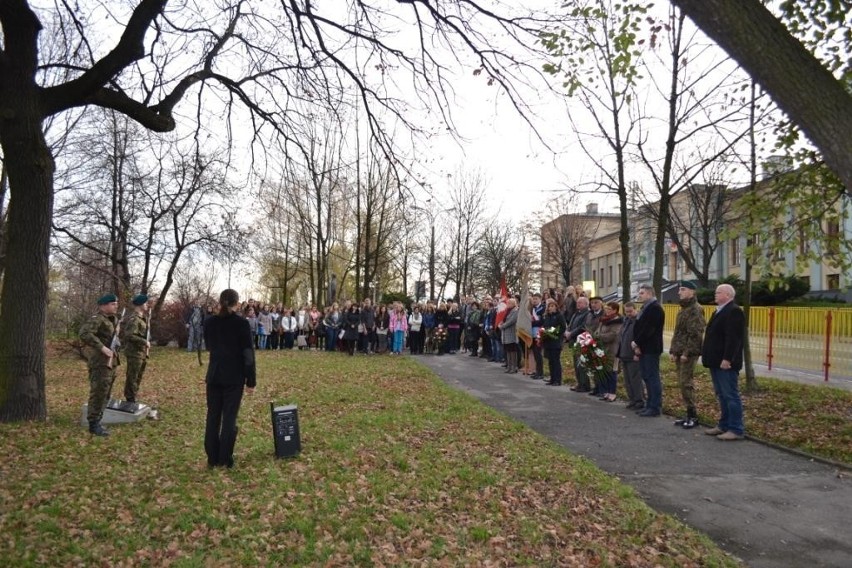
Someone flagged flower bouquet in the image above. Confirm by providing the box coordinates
[571,331,611,379]
[538,326,561,342]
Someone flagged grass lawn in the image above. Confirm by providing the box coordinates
[0,347,739,567]
[552,354,852,465]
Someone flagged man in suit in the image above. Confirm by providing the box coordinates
[702,283,746,441]
[631,284,665,417]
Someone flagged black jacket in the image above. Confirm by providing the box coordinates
[634,299,664,355]
[701,302,745,371]
[204,312,256,388]
[541,312,567,350]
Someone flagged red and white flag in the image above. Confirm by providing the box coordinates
[494,275,509,328]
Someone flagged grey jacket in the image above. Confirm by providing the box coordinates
[500,307,518,344]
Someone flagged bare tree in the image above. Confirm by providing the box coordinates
[1,0,555,420]
[634,7,754,291]
[473,223,528,295]
[540,194,598,288]
[542,0,647,302]
[447,170,488,299]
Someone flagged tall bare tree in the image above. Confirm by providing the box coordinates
[542,0,648,302]
[0,0,553,421]
[540,194,598,288]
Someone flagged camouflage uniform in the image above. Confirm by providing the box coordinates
[79,312,121,423]
[669,296,706,419]
[120,311,148,403]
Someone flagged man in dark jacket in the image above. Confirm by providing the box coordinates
[702,284,746,440]
[632,284,665,417]
[566,296,591,391]
[617,302,644,409]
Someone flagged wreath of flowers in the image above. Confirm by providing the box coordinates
[432,325,447,347]
[571,331,611,379]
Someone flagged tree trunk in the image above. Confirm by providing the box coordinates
[0,110,53,422]
[671,0,852,191]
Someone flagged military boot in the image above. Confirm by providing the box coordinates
[682,408,698,429]
[89,421,110,437]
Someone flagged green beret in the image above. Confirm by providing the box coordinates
[132,294,149,306]
[679,281,697,290]
[97,294,118,305]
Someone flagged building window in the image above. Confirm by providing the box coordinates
[827,274,840,290]
[826,219,840,255]
[608,266,613,287]
[730,238,740,266]
[773,228,785,261]
[798,227,809,257]
[592,269,596,285]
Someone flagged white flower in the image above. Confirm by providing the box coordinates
[594,348,604,357]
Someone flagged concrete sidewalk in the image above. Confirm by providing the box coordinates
[415,353,852,568]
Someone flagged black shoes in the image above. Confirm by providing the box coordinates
[637,408,660,417]
[88,421,109,437]
[545,381,561,386]
[626,401,645,410]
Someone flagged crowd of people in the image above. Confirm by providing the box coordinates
[80,278,745,470]
[186,281,744,442]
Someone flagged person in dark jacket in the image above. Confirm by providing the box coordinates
[632,284,665,417]
[342,304,361,356]
[540,299,567,385]
[702,284,746,440]
[617,302,645,409]
[204,289,256,468]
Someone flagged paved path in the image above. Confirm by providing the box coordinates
[415,353,852,568]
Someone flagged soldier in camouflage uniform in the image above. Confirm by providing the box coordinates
[121,294,152,410]
[79,294,121,436]
[669,281,706,429]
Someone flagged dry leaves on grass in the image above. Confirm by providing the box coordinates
[0,347,739,567]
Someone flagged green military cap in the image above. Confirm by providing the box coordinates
[97,294,118,305]
[132,294,149,306]
[679,281,697,290]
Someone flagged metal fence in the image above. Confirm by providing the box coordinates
[662,305,852,382]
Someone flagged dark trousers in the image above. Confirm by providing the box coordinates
[545,347,563,384]
[205,383,244,467]
[448,327,460,352]
[409,330,423,353]
[532,343,543,376]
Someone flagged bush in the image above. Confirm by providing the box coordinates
[696,274,810,306]
[151,301,189,347]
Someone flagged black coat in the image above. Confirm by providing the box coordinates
[634,299,664,355]
[701,302,745,371]
[204,312,256,388]
[342,309,361,341]
[540,311,567,350]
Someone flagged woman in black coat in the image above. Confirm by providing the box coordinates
[342,304,361,356]
[204,289,256,468]
[541,299,567,386]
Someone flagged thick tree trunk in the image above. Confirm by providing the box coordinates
[0,111,53,422]
[671,0,852,191]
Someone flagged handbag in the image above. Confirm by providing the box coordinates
[358,323,366,333]
[338,330,345,340]
[377,328,388,336]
